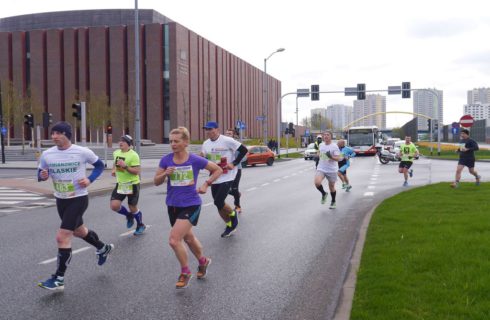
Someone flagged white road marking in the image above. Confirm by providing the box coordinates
[120,225,152,237]
[261,183,270,187]
[273,179,281,182]
[364,192,374,196]
[246,187,257,191]
[0,208,21,213]
[367,186,376,189]
[0,197,45,201]
[39,247,91,265]
[283,175,290,179]
[0,201,22,205]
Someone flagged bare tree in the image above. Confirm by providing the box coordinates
[87,91,110,144]
[0,79,24,146]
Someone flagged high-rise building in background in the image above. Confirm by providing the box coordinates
[326,104,352,130]
[352,94,386,129]
[413,89,443,131]
[464,103,490,120]
[467,88,490,104]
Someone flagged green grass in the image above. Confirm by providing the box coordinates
[277,151,304,159]
[351,182,490,320]
[416,145,490,160]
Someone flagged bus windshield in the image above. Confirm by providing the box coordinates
[348,132,374,147]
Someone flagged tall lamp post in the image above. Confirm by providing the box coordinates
[134,0,141,154]
[263,47,285,145]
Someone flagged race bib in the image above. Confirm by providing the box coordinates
[117,182,133,194]
[169,166,195,186]
[206,152,222,163]
[53,180,75,198]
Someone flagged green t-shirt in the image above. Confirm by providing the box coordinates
[113,149,140,184]
[400,143,418,162]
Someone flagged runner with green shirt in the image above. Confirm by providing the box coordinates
[397,136,419,187]
[110,135,146,235]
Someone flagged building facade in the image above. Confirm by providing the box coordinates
[352,94,386,129]
[467,87,490,105]
[413,89,443,131]
[326,104,352,130]
[464,103,490,120]
[0,10,281,143]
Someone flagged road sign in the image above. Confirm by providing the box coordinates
[388,86,401,95]
[256,115,266,121]
[297,88,310,97]
[451,121,459,129]
[305,129,310,137]
[344,87,358,96]
[451,127,459,135]
[459,114,474,128]
[1,127,6,135]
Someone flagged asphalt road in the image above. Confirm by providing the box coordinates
[0,156,487,320]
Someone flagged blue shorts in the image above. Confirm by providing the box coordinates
[338,160,349,174]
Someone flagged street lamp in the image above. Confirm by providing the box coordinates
[263,47,285,145]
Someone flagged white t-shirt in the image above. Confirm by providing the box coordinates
[317,142,340,173]
[39,144,99,199]
[201,134,242,184]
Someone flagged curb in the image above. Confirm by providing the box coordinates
[333,205,377,320]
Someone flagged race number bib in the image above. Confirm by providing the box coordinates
[53,180,75,198]
[206,152,221,163]
[117,182,133,194]
[169,166,195,186]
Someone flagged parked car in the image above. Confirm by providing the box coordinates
[242,146,275,167]
[304,143,318,160]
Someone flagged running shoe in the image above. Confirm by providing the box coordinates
[96,244,114,266]
[341,183,346,189]
[229,211,238,229]
[329,202,336,209]
[409,169,413,178]
[345,185,352,192]
[450,182,459,188]
[134,224,146,236]
[126,215,135,229]
[38,275,64,291]
[197,257,212,279]
[476,175,482,186]
[321,194,327,204]
[176,273,192,289]
[221,226,236,238]
[403,181,408,187]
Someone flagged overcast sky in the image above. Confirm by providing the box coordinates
[2,0,490,127]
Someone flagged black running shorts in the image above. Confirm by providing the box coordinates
[110,183,140,206]
[399,161,413,169]
[167,205,201,227]
[458,158,475,168]
[56,195,89,231]
[211,181,233,210]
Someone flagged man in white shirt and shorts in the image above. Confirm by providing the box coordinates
[314,131,341,209]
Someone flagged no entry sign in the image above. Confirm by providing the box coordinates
[459,114,474,128]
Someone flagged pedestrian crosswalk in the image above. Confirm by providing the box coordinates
[0,187,55,215]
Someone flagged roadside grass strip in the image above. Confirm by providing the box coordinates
[351,182,490,320]
[416,144,490,160]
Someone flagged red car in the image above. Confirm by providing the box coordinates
[242,146,275,167]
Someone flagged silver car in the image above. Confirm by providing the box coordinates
[304,143,318,160]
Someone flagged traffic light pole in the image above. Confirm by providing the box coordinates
[0,80,5,164]
[81,101,87,146]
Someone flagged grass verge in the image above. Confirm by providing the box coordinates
[416,143,490,160]
[351,182,490,320]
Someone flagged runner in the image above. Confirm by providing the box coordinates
[314,135,322,169]
[451,128,481,188]
[37,121,113,291]
[225,129,243,214]
[314,131,341,209]
[337,139,356,191]
[110,135,146,235]
[397,136,419,187]
[154,127,222,289]
[201,121,248,237]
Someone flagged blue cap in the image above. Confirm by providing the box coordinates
[203,121,219,129]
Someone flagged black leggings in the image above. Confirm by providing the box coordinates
[229,169,241,207]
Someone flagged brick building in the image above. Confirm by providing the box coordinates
[0,9,281,142]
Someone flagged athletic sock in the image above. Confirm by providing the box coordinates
[82,230,105,250]
[55,248,72,277]
[331,191,336,203]
[316,185,327,196]
[198,256,207,265]
[134,211,143,225]
[117,205,129,216]
[181,266,191,275]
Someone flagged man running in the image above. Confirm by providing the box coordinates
[337,139,356,191]
[314,131,341,209]
[201,121,248,237]
[397,136,419,187]
[110,135,146,235]
[154,127,222,289]
[225,129,243,214]
[314,135,322,169]
[37,121,113,291]
[451,128,481,188]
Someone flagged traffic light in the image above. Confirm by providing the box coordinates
[311,84,320,101]
[285,128,289,135]
[72,102,81,120]
[402,82,411,99]
[357,83,366,100]
[427,119,432,129]
[42,112,53,128]
[106,124,113,134]
[24,113,34,128]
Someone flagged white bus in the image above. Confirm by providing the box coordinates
[347,125,382,155]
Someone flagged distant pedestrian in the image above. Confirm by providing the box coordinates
[314,135,322,169]
[226,129,243,214]
[397,136,419,187]
[200,121,248,237]
[37,121,113,291]
[109,135,146,235]
[154,127,222,289]
[451,129,481,188]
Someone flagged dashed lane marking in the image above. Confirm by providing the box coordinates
[39,247,91,265]
[364,192,374,196]
[119,225,152,237]
[246,187,257,192]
